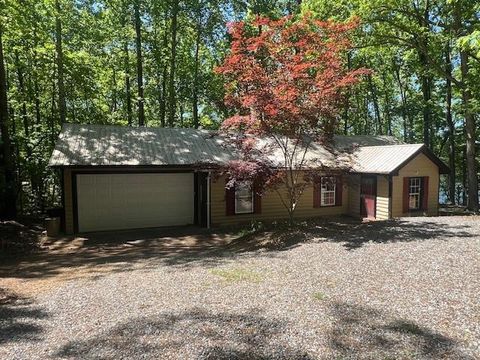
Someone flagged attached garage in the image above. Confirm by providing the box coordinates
[75,173,194,232]
[50,124,232,234]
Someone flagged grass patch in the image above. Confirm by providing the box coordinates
[312,292,326,301]
[210,267,263,283]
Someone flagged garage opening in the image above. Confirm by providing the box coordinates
[75,173,195,232]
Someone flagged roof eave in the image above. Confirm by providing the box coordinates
[389,145,450,175]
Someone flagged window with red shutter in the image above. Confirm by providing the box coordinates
[403,176,429,213]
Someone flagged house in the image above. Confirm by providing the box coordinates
[49,124,449,234]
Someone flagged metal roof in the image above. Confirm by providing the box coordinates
[350,144,425,174]
[49,124,235,167]
[49,124,447,174]
[334,135,403,148]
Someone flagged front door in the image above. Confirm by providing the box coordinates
[360,176,377,219]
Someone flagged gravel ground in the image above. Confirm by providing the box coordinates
[1,216,479,359]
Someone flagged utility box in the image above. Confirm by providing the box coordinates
[45,217,60,237]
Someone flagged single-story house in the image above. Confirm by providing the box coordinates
[49,124,449,234]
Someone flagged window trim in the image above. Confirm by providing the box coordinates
[408,177,422,211]
[320,176,336,207]
[234,181,254,214]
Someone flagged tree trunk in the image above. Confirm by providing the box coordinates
[120,2,133,126]
[123,42,132,125]
[381,72,392,136]
[0,28,17,219]
[15,51,40,207]
[343,53,351,135]
[134,0,145,126]
[55,0,66,125]
[453,3,479,211]
[445,45,455,204]
[111,66,117,113]
[367,75,381,135]
[167,0,178,126]
[14,52,30,142]
[419,66,432,147]
[158,27,168,127]
[192,26,200,129]
[460,51,478,211]
[418,1,431,148]
[32,27,41,125]
[392,60,409,142]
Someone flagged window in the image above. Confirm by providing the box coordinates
[235,182,254,214]
[321,177,336,206]
[409,177,422,210]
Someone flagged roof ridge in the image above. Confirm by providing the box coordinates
[359,143,423,149]
[63,123,214,132]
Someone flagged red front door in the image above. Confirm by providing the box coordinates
[360,176,376,218]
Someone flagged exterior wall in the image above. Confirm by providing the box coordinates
[64,168,74,234]
[391,153,439,217]
[61,152,440,233]
[347,174,361,218]
[210,174,349,226]
[376,175,390,220]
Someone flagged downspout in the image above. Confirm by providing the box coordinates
[206,171,211,229]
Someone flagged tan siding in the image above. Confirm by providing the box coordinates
[64,168,74,234]
[376,175,390,220]
[347,174,361,218]
[391,153,439,217]
[211,174,349,226]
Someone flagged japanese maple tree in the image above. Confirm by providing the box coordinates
[216,14,368,223]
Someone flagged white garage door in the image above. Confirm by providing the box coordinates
[76,173,194,232]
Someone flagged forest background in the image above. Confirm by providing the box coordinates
[0,0,478,217]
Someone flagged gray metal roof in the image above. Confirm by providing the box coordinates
[49,124,445,174]
[49,124,235,167]
[350,143,425,174]
[334,135,403,148]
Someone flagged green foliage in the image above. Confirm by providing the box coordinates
[0,0,478,215]
[303,0,480,205]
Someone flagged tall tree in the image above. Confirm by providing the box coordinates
[444,43,455,204]
[134,0,145,126]
[167,0,178,126]
[0,26,16,218]
[452,0,478,211]
[121,1,133,125]
[55,0,66,125]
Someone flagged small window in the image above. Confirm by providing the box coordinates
[321,177,336,206]
[409,177,422,210]
[235,182,254,214]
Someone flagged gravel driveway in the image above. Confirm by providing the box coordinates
[1,216,479,359]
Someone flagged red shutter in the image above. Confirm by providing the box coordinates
[253,181,262,214]
[422,176,429,211]
[226,181,235,216]
[313,177,321,208]
[403,177,410,213]
[335,176,343,206]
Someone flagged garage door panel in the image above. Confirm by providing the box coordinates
[76,173,194,232]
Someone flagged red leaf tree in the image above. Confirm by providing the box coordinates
[216,14,369,223]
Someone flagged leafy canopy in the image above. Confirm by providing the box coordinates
[216,14,369,141]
